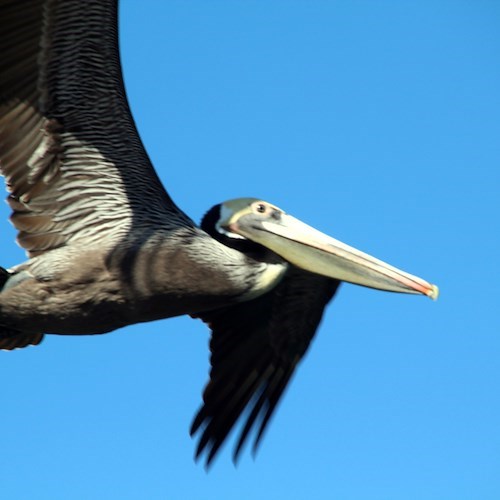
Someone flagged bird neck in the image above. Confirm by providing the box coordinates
[110,227,287,320]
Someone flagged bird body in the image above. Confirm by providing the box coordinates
[0,223,286,335]
[0,0,438,465]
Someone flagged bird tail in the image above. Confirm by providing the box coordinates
[0,267,44,350]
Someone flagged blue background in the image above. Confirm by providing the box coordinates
[1,1,499,498]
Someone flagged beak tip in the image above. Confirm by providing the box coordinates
[426,284,439,301]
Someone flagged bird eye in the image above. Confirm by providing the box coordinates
[255,203,267,214]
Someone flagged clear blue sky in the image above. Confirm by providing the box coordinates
[1,1,499,498]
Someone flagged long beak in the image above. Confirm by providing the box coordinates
[229,213,439,299]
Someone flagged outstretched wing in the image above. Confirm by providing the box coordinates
[0,0,192,258]
[191,266,340,467]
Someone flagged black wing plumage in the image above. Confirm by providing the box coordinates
[191,266,340,466]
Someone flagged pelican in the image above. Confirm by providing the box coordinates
[0,0,438,466]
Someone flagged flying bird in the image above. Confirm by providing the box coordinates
[0,0,438,466]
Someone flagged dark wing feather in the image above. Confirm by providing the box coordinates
[0,267,43,349]
[0,0,192,258]
[0,332,43,350]
[191,266,340,467]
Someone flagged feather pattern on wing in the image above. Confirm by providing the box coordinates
[0,0,192,258]
[191,266,340,466]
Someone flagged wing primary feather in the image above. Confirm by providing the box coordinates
[232,365,292,462]
[194,361,274,465]
[192,267,341,466]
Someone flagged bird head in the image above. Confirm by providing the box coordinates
[202,198,438,298]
